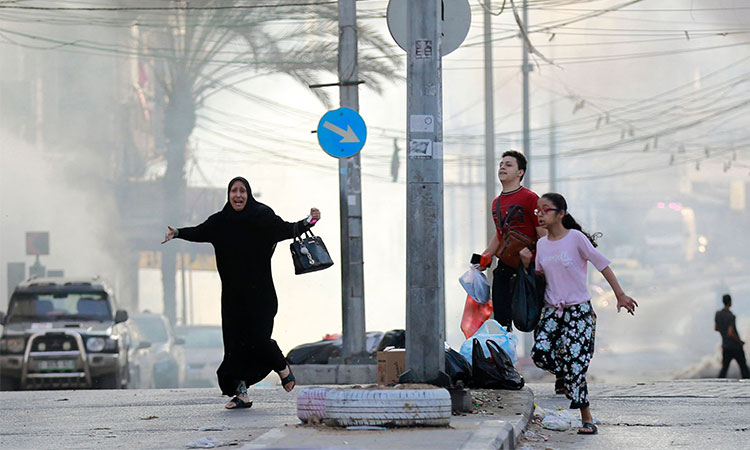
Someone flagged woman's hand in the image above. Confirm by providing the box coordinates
[616,293,638,316]
[310,207,321,224]
[161,226,177,244]
[519,247,533,269]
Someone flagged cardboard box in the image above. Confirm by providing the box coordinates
[376,348,405,385]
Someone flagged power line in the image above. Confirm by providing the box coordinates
[0,2,338,12]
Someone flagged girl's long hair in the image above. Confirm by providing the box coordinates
[542,192,601,247]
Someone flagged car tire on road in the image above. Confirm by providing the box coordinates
[324,388,452,427]
[0,376,19,391]
[93,373,118,389]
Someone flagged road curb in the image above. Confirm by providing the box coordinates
[460,387,534,450]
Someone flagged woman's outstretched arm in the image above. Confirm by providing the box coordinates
[269,207,321,243]
[162,214,218,244]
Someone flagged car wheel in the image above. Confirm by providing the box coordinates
[324,388,452,427]
[0,376,20,391]
[92,373,118,389]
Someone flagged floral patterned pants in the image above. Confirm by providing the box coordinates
[531,301,596,409]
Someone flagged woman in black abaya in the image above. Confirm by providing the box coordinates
[161,176,320,409]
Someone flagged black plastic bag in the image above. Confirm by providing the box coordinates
[470,338,524,390]
[376,329,406,351]
[511,261,546,332]
[286,339,341,364]
[445,348,472,386]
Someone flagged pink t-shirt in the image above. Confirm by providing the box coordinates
[536,229,610,315]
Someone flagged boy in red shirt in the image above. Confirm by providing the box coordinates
[480,150,545,331]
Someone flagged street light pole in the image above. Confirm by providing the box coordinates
[400,0,449,386]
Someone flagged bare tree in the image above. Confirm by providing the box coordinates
[137,0,400,325]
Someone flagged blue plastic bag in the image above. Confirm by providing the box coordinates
[459,266,490,304]
[459,319,518,367]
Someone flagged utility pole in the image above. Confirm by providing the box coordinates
[521,0,533,358]
[521,0,531,186]
[549,76,557,192]
[337,0,367,361]
[484,1,496,251]
[399,0,449,386]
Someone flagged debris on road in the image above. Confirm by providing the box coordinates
[199,425,231,431]
[185,437,234,448]
[523,430,549,442]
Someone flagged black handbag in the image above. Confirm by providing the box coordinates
[290,224,334,275]
[511,261,545,332]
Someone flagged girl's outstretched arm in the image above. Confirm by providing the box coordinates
[600,266,638,315]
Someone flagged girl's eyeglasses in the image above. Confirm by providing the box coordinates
[534,207,560,216]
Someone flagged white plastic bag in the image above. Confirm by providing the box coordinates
[459,319,518,367]
[539,408,582,431]
[459,266,490,304]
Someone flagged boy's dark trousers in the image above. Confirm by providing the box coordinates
[491,262,516,331]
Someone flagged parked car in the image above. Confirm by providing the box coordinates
[129,313,185,388]
[176,325,223,388]
[0,277,130,390]
[126,321,154,389]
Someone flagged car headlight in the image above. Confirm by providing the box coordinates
[86,337,105,352]
[103,338,118,352]
[1,337,26,354]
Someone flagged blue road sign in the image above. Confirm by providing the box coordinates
[316,107,367,158]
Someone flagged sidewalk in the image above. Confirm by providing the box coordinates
[242,386,535,450]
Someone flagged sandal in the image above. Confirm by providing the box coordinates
[225,396,253,409]
[554,377,566,395]
[279,365,295,392]
[578,422,598,435]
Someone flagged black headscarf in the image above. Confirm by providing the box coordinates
[223,176,275,225]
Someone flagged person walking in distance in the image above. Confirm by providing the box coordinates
[479,150,545,331]
[715,294,750,379]
[520,192,638,435]
[162,176,321,409]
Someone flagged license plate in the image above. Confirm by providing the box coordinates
[38,360,76,371]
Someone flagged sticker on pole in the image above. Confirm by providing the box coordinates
[317,107,367,158]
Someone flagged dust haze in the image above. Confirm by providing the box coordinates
[1,0,749,382]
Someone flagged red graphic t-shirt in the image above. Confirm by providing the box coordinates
[491,186,541,243]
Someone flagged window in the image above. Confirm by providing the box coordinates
[8,292,110,322]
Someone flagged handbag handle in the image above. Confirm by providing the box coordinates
[293,222,315,242]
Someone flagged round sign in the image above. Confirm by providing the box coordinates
[386,0,471,56]
[316,107,367,158]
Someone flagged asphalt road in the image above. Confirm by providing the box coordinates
[1,379,747,449]
[521,379,750,449]
[0,387,297,450]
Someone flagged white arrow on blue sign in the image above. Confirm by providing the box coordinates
[316,107,367,158]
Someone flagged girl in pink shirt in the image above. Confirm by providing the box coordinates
[520,192,638,436]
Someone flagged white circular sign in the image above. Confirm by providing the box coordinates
[386,0,472,56]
